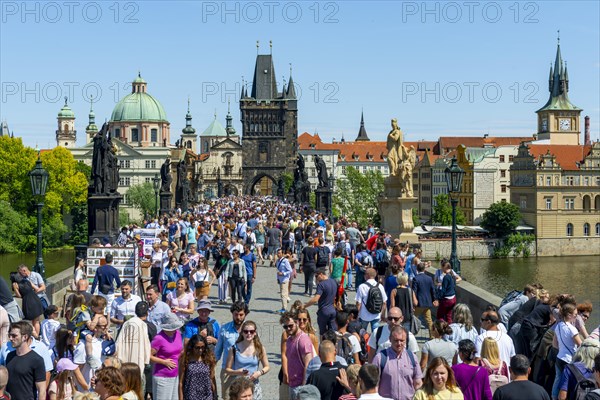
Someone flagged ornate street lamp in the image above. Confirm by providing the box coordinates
[444,156,465,275]
[28,156,49,280]
[152,173,160,218]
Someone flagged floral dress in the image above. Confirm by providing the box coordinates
[183,360,213,400]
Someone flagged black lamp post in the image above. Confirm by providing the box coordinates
[28,156,49,280]
[152,173,160,218]
[444,156,465,275]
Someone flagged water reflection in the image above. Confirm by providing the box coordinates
[461,256,600,328]
[0,249,76,282]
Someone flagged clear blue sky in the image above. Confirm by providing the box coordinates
[1,1,599,149]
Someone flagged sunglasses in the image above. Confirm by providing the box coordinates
[581,313,590,320]
[297,318,308,322]
[283,324,295,330]
[194,345,205,350]
[243,330,256,334]
[480,318,490,322]
[387,316,401,322]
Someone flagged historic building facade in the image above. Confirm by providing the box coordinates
[240,52,298,195]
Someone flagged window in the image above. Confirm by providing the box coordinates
[565,198,575,210]
[123,194,128,205]
[596,223,600,236]
[566,176,574,186]
[546,176,551,186]
[520,196,527,209]
[583,223,590,236]
[501,185,507,193]
[422,197,430,204]
[501,199,507,203]
[258,142,268,162]
[566,223,573,237]
[119,178,124,186]
[584,177,589,186]
[119,160,131,169]
[145,177,150,183]
[596,177,600,186]
[145,161,151,169]
[499,155,505,162]
[500,170,506,178]
[115,128,121,138]
[509,155,514,162]
[131,128,139,142]
[545,198,552,210]
[151,128,158,142]
[151,160,157,169]
[342,166,346,175]
[422,184,431,191]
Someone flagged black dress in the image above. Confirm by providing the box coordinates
[18,281,43,321]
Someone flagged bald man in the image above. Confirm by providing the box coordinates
[74,315,109,390]
[306,340,348,400]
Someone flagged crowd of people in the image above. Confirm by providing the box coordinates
[0,195,599,400]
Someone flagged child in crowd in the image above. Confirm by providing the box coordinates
[41,304,61,350]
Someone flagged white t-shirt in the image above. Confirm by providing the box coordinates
[475,330,516,368]
[41,318,61,350]
[111,294,142,322]
[355,279,387,322]
[367,325,419,355]
[74,337,104,390]
[555,321,579,363]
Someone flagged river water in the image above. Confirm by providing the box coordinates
[1,251,598,328]
[461,256,600,328]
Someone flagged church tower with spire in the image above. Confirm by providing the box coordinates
[181,98,197,151]
[85,97,98,144]
[56,97,77,148]
[239,41,298,195]
[355,111,370,141]
[536,34,582,145]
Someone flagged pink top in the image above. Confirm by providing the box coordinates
[49,379,73,400]
[167,291,194,319]
[286,332,314,388]
[151,330,183,378]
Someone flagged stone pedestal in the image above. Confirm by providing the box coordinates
[315,187,333,217]
[378,177,419,244]
[88,192,122,245]
[160,192,173,215]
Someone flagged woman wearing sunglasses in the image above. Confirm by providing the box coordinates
[178,334,217,400]
[224,321,270,400]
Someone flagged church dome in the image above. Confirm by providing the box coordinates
[58,98,75,119]
[201,115,227,136]
[110,74,168,122]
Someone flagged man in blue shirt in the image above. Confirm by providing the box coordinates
[91,254,121,319]
[183,300,220,348]
[411,262,438,339]
[240,244,257,305]
[215,302,248,400]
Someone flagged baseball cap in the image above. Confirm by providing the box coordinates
[56,358,79,373]
[196,300,214,312]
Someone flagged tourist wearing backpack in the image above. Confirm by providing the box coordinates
[355,268,387,333]
[558,338,600,400]
[374,242,390,283]
[583,353,600,400]
[335,312,362,365]
[491,355,550,400]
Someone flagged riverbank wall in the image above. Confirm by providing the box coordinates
[419,237,537,259]
[425,266,502,330]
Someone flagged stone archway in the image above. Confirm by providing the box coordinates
[224,184,239,196]
[246,173,276,196]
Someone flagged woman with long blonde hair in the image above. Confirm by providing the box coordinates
[120,363,143,400]
[225,320,270,399]
[413,357,464,400]
[478,337,509,382]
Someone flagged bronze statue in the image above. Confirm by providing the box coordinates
[105,136,119,194]
[160,158,172,193]
[91,123,110,194]
[314,155,329,188]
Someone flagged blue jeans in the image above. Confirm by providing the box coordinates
[359,317,380,333]
[552,358,567,399]
[346,263,353,288]
[244,275,253,304]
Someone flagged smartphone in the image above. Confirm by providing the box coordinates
[242,369,249,374]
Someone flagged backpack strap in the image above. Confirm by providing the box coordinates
[566,363,587,384]
[406,348,416,369]
[375,326,384,349]
[379,348,389,373]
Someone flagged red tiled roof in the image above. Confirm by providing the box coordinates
[439,136,534,152]
[527,144,592,171]
[298,132,434,163]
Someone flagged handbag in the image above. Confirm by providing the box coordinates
[407,287,422,335]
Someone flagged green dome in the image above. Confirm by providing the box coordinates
[110,91,168,122]
[58,100,75,119]
[201,117,226,136]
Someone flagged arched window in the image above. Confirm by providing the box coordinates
[595,195,600,210]
[583,195,591,210]
[583,223,590,236]
[596,223,600,236]
[566,223,574,237]
[64,123,69,133]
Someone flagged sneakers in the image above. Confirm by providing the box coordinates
[276,308,286,314]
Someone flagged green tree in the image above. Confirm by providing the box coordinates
[481,201,521,238]
[432,194,466,225]
[0,136,37,212]
[281,172,293,194]
[0,201,32,253]
[334,167,384,228]
[40,147,88,215]
[127,182,155,218]
[412,208,420,227]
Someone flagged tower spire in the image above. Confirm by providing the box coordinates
[256,40,259,54]
[286,63,297,99]
[226,98,236,135]
[355,109,370,141]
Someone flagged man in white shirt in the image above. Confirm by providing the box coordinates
[74,315,109,390]
[110,280,142,328]
[355,268,387,333]
[475,310,516,369]
[367,307,419,362]
[357,364,393,400]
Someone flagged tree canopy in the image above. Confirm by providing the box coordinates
[334,166,384,228]
[127,182,156,219]
[480,201,521,238]
[432,193,466,225]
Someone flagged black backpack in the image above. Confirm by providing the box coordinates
[294,228,303,242]
[364,282,384,314]
[567,364,597,400]
[335,332,355,365]
[317,246,329,266]
[336,241,348,257]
